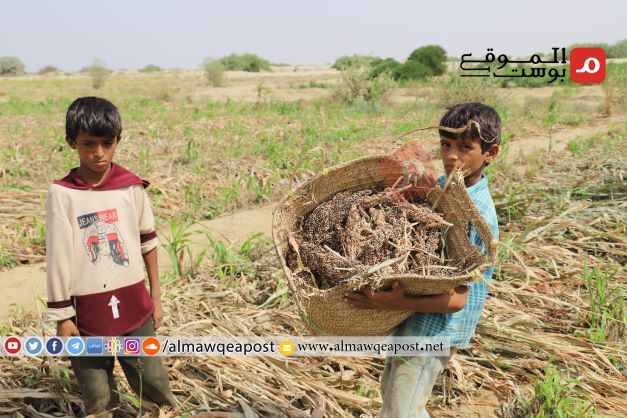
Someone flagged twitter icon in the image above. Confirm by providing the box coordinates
[24,337,43,356]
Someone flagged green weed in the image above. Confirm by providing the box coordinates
[162,219,208,278]
[568,134,601,156]
[55,367,75,392]
[583,264,625,343]
[181,136,199,165]
[517,359,598,417]
[355,378,378,398]
[0,244,17,268]
[206,233,267,282]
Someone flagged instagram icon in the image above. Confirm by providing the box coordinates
[124,338,141,355]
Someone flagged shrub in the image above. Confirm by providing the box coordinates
[219,53,271,72]
[432,74,503,109]
[607,38,627,58]
[516,360,599,418]
[562,39,627,59]
[370,58,401,79]
[332,55,379,70]
[203,57,225,87]
[393,60,433,81]
[38,65,60,75]
[332,65,395,105]
[140,64,161,72]
[0,56,25,76]
[407,45,447,76]
[86,59,108,89]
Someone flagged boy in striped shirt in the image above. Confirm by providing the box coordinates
[346,102,501,417]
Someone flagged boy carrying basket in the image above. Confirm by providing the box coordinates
[346,102,501,418]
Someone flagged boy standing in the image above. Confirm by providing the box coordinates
[345,102,501,417]
[46,97,177,415]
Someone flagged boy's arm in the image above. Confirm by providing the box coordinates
[142,247,163,329]
[135,185,163,329]
[45,187,80,336]
[344,280,469,313]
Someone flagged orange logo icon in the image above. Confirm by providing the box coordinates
[142,337,160,356]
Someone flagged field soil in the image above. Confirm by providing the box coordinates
[1,116,620,320]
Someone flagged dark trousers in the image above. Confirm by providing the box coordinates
[70,319,177,416]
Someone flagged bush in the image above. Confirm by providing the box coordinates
[203,57,225,87]
[38,65,60,75]
[393,60,433,81]
[407,45,447,76]
[332,66,395,105]
[219,53,271,72]
[86,59,108,89]
[332,54,379,70]
[370,58,401,79]
[140,64,161,73]
[432,74,503,109]
[0,56,25,76]
[562,40,627,59]
[607,39,627,58]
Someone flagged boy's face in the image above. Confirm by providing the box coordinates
[67,131,119,174]
[440,136,499,186]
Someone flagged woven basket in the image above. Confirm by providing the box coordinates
[272,155,497,336]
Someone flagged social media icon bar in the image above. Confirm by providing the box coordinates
[86,337,104,355]
[46,337,64,356]
[24,337,43,356]
[4,337,22,355]
[66,337,85,356]
[124,338,141,355]
[570,48,606,84]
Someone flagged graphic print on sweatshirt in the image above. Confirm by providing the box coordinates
[78,209,129,267]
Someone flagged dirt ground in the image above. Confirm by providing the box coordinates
[0,68,624,416]
[1,115,622,321]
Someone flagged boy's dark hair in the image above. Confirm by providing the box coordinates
[65,96,122,141]
[438,102,501,152]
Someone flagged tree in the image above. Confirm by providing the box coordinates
[203,57,225,86]
[394,60,433,81]
[369,58,401,79]
[332,55,378,70]
[86,59,108,89]
[407,45,447,76]
[219,53,271,72]
[0,56,25,76]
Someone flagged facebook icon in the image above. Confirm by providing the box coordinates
[46,337,63,355]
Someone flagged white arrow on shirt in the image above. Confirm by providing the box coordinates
[108,295,120,319]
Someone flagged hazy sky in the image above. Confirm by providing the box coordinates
[2,0,625,72]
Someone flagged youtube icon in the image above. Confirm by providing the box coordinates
[4,337,22,355]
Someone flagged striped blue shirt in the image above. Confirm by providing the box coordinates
[395,174,499,348]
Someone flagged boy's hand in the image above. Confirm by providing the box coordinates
[392,172,437,200]
[152,296,164,329]
[57,319,80,337]
[344,280,406,310]
[380,142,439,190]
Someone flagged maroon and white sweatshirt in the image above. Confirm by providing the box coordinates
[45,163,158,336]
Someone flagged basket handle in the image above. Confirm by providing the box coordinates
[392,120,498,148]
[430,171,498,266]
